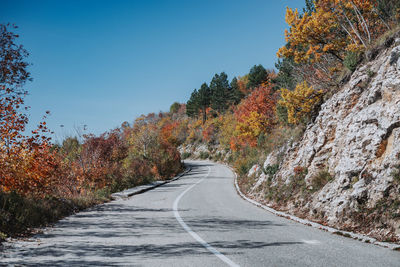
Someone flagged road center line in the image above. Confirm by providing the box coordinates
[173,165,240,267]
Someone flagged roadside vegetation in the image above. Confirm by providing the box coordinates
[0,25,183,241]
[2,0,400,241]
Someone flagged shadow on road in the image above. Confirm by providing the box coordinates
[3,239,302,266]
[1,161,305,266]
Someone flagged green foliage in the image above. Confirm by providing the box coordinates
[199,151,210,159]
[198,83,211,122]
[276,104,289,124]
[247,64,268,90]
[233,146,259,176]
[344,51,361,72]
[181,152,191,159]
[169,102,181,113]
[274,58,296,91]
[187,72,239,118]
[210,72,232,113]
[376,0,400,25]
[59,136,81,161]
[186,89,199,117]
[230,77,245,104]
[212,152,223,161]
[303,0,316,14]
[391,166,400,184]
[310,170,334,191]
[263,164,279,179]
[0,191,94,238]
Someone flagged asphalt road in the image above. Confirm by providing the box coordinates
[1,161,400,266]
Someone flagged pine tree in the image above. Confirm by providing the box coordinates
[247,64,268,90]
[230,77,245,104]
[210,72,231,113]
[186,89,199,118]
[197,83,211,123]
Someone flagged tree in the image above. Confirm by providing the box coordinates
[0,24,57,197]
[197,83,211,123]
[279,81,323,124]
[278,1,384,66]
[210,72,231,113]
[247,65,268,90]
[186,89,199,118]
[169,102,181,113]
[234,84,277,148]
[0,24,31,91]
[230,77,245,104]
[376,0,400,26]
[273,58,296,91]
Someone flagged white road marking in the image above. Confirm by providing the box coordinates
[301,239,321,245]
[173,166,240,267]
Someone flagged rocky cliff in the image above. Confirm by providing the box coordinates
[248,35,400,242]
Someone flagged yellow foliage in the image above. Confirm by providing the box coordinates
[279,81,323,124]
[278,1,382,65]
[218,113,237,149]
[235,111,264,143]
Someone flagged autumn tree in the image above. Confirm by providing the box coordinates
[279,81,323,124]
[0,24,31,91]
[234,84,277,148]
[0,24,58,197]
[278,1,386,67]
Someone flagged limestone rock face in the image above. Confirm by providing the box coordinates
[248,164,261,177]
[271,41,400,238]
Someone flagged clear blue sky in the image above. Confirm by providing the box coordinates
[2,0,304,142]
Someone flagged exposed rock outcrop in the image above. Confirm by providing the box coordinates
[248,37,400,242]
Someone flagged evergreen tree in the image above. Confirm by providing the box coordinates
[197,82,211,123]
[247,64,268,90]
[186,89,199,118]
[273,58,296,91]
[230,77,244,104]
[210,72,231,113]
[169,102,181,113]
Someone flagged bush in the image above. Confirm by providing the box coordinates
[391,166,400,184]
[276,104,288,124]
[344,51,361,72]
[213,152,223,161]
[310,170,334,191]
[181,152,191,159]
[199,151,210,159]
[263,164,279,179]
[233,146,259,176]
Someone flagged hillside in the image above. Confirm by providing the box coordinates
[244,32,400,242]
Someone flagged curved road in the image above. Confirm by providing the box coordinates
[1,161,400,266]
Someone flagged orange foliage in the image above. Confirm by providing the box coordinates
[0,85,58,197]
[233,84,277,148]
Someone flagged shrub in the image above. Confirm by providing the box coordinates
[344,51,361,72]
[233,146,259,176]
[263,164,279,179]
[391,166,400,184]
[181,152,191,159]
[310,170,334,191]
[199,151,210,159]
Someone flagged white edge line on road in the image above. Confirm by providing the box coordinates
[226,163,400,251]
[173,165,240,267]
